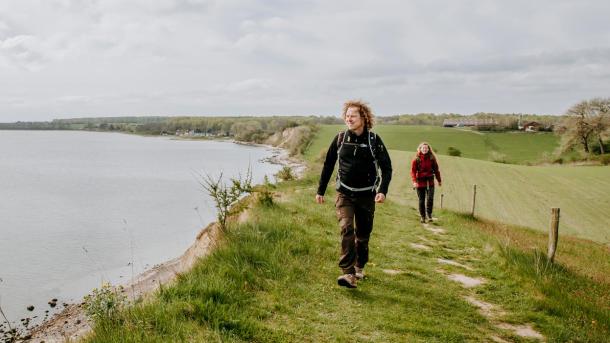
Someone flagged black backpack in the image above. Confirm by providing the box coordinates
[335,130,381,192]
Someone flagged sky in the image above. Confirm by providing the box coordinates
[1,0,610,121]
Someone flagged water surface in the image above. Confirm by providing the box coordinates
[0,130,282,326]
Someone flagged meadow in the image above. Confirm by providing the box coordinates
[306,125,559,164]
[309,125,610,244]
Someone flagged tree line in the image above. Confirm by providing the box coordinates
[1,103,607,158]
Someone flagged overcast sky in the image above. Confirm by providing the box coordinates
[1,0,609,121]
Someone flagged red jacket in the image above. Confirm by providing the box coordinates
[411,153,441,188]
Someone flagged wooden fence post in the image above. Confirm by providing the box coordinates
[440,193,444,209]
[471,184,477,217]
[548,208,560,263]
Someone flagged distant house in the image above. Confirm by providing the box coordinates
[442,118,498,128]
[522,121,542,132]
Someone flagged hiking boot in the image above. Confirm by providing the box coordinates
[355,267,365,280]
[420,217,426,223]
[337,274,357,288]
[428,217,434,223]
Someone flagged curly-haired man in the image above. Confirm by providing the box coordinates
[315,100,393,288]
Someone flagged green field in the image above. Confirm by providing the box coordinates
[309,125,610,244]
[307,125,559,164]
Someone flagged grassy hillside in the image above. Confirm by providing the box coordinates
[309,125,609,244]
[84,172,609,342]
[306,125,559,164]
[77,126,609,342]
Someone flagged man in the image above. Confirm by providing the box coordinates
[315,100,393,288]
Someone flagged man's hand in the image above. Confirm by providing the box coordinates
[315,194,325,204]
[374,193,386,203]
[412,182,418,188]
[438,182,442,187]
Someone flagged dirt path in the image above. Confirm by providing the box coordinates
[419,222,546,341]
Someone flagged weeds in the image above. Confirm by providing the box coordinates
[0,302,18,343]
[83,282,128,321]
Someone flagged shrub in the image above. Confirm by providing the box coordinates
[489,151,507,163]
[200,168,253,231]
[256,176,275,206]
[275,166,295,181]
[553,157,564,164]
[257,187,274,207]
[83,282,127,321]
[591,140,610,155]
[447,147,462,157]
[599,154,610,165]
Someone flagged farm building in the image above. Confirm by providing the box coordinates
[442,118,498,128]
[522,121,542,132]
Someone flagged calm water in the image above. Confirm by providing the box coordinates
[0,130,283,326]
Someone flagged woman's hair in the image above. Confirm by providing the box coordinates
[415,142,438,160]
[342,100,375,129]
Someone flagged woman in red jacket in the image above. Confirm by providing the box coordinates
[411,142,442,223]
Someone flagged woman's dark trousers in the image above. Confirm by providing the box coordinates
[416,186,435,219]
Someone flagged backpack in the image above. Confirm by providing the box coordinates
[335,130,381,192]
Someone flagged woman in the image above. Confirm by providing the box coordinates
[411,142,442,223]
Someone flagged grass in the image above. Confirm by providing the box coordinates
[83,170,610,342]
[305,125,559,164]
[81,126,609,342]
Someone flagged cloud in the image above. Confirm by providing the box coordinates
[0,35,47,71]
[0,0,610,121]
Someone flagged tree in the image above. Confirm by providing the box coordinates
[559,98,610,154]
[589,98,610,154]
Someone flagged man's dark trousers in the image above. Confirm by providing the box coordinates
[335,192,375,274]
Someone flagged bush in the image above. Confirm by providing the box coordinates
[257,187,275,207]
[598,154,610,165]
[591,140,610,155]
[447,147,462,157]
[83,282,127,321]
[553,157,564,164]
[200,168,253,231]
[256,176,275,206]
[275,166,295,181]
[489,151,507,163]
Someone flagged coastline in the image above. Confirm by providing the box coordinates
[24,141,306,343]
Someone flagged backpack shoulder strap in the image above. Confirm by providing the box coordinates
[337,130,348,154]
[368,131,378,160]
[337,131,344,147]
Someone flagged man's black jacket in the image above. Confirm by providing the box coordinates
[317,129,392,197]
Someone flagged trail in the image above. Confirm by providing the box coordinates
[415,221,545,341]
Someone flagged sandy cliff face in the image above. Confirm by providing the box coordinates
[264,126,313,156]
